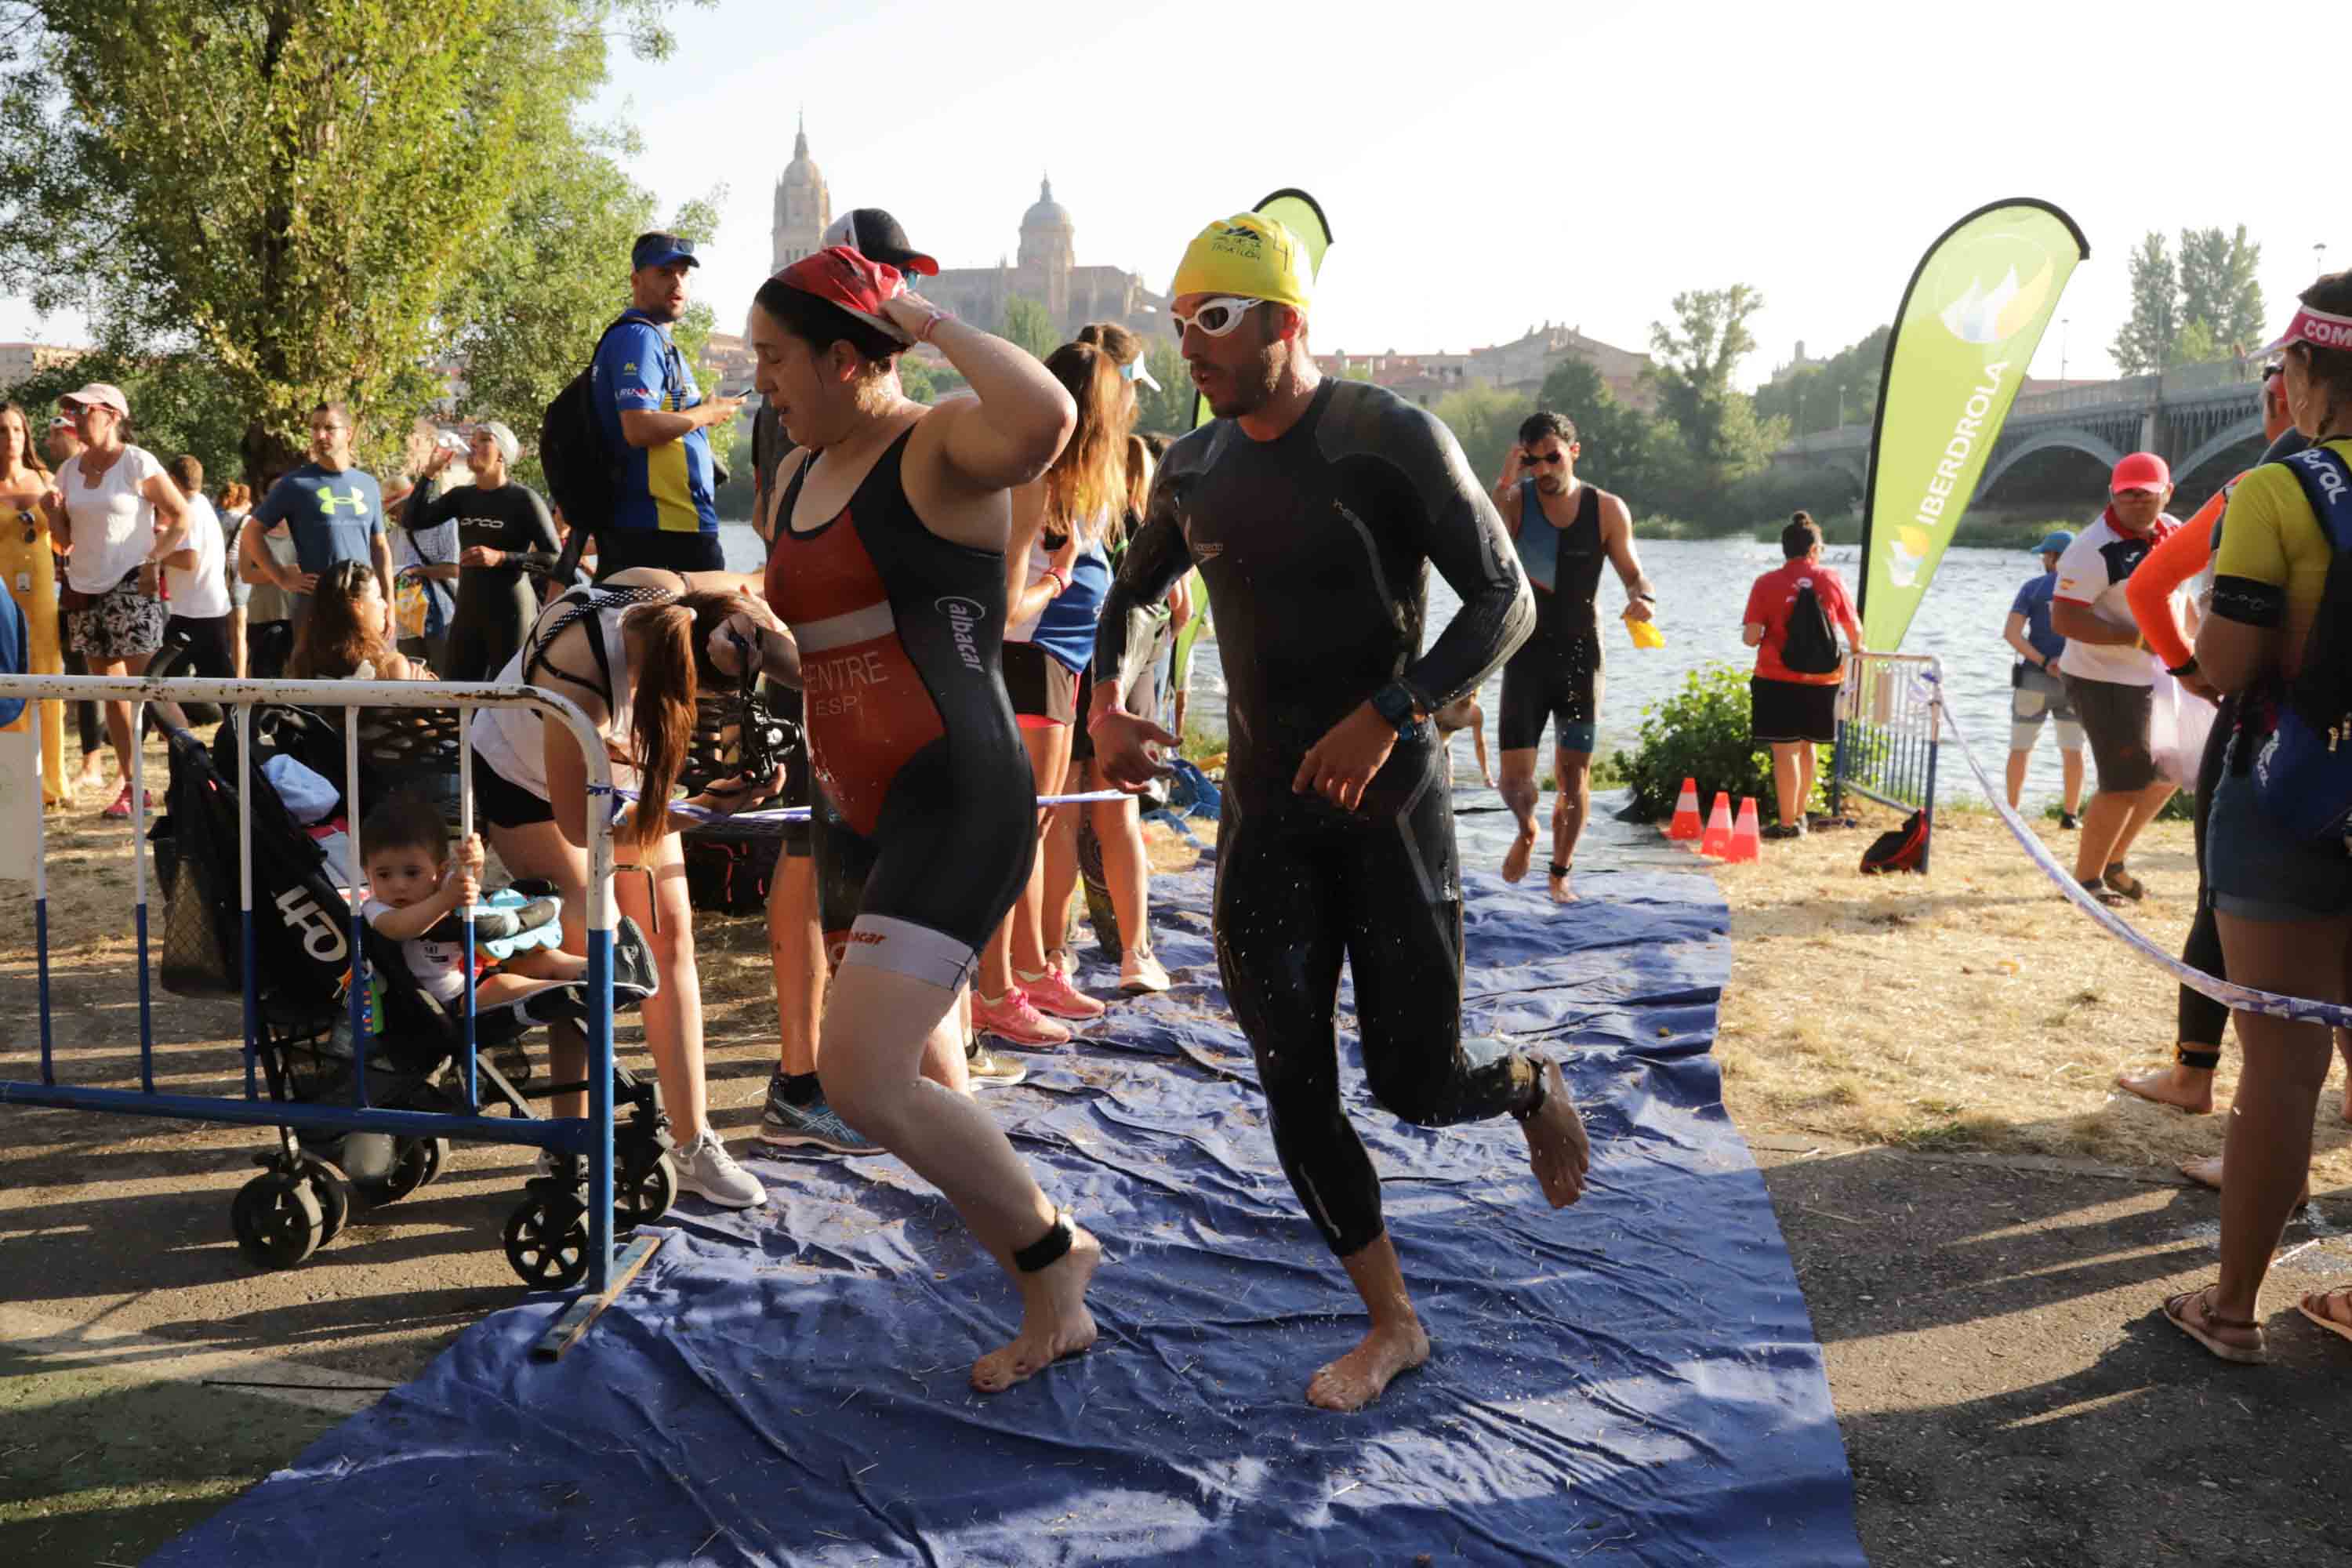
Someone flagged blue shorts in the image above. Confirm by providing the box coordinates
[2206,742,2352,922]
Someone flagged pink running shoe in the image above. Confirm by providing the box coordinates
[971,987,1072,1048]
[1016,964,1105,1022]
[100,785,152,821]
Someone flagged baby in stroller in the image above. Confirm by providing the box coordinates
[359,793,629,1011]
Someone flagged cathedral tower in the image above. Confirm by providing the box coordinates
[771,114,831,271]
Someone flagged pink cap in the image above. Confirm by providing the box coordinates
[59,383,129,418]
[2110,452,2170,494]
[773,247,912,344]
[2252,303,2352,360]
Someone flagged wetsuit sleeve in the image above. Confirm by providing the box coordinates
[508,488,563,577]
[403,477,459,533]
[1093,463,1196,695]
[1388,411,1534,713]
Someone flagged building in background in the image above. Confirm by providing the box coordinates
[0,341,89,387]
[771,117,831,272]
[1318,322,1653,411]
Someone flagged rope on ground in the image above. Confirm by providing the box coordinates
[626,788,1135,829]
[1921,665,2352,1030]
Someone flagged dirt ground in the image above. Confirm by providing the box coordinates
[6,757,2352,1564]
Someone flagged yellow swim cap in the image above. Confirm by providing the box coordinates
[1170,213,1312,312]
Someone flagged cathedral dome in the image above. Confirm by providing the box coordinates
[781,123,822,191]
[1021,176,1073,234]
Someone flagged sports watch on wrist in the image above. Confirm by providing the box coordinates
[1369,681,1425,737]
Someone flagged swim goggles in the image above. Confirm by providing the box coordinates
[1171,297,1262,339]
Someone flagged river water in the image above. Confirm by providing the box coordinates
[721,527,2100,811]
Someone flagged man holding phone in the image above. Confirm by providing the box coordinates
[1489,412,1654,902]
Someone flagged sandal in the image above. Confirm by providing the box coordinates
[2077,878,2126,908]
[2163,1285,2267,1364]
[2296,1286,2352,1347]
[2103,862,2146,902]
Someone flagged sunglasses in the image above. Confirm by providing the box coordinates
[1523,451,1563,466]
[1171,297,1262,339]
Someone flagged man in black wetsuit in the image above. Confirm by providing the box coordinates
[407,422,562,681]
[1490,411,1655,902]
[1091,213,1592,1413]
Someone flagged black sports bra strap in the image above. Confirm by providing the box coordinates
[522,584,672,696]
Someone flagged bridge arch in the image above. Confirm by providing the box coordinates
[2172,413,2266,485]
[1978,426,2129,494]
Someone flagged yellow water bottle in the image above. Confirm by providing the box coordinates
[1624,608,1665,650]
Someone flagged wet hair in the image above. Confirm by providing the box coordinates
[0,401,49,478]
[289,561,394,678]
[619,589,761,851]
[752,277,904,370]
[1040,342,1131,545]
[1519,410,1577,447]
[2291,271,2352,430]
[168,453,202,495]
[1076,321,1143,368]
[1782,511,1822,560]
[360,793,448,863]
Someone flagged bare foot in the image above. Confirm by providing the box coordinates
[1501,823,1536,884]
[74,759,107,793]
[1548,869,1577,904]
[971,1223,1102,1394]
[1520,1056,1590,1207]
[2116,1065,2214,1114]
[1305,1317,1432,1412]
[2177,1154,2310,1207]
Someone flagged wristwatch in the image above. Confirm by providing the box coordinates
[1369,681,1425,737]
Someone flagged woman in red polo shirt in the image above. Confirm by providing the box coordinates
[1742,512,1864,837]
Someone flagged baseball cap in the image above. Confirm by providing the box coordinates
[772,247,913,344]
[46,414,70,431]
[2028,530,2074,554]
[630,231,700,271]
[2251,302,2352,359]
[1170,212,1312,312]
[2110,452,2170,494]
[820,209,938,277]
[59,383,129,417]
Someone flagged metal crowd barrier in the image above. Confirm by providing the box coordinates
[0,673,653,1352]
[1830,652,1944,871]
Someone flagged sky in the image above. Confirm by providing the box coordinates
[0,0,2332,395]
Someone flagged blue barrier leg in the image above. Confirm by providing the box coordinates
[35,896,53,1087]
[238,705,259,1102]
[586,927,614,1294]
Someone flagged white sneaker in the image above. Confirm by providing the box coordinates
[1120,948,1171,995]
[673,1127,766,1209]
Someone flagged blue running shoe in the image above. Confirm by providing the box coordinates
[757,1073,880,1156]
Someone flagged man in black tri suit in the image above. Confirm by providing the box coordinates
[1091,213,1593,1413]
[1490,411,1655,902]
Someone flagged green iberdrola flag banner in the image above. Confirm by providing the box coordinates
[1860,199,2089,651]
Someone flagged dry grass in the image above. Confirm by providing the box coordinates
[1710,802,2352,1187]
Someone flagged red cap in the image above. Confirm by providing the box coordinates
[773,247,912,344]
[2110,452,2170,494]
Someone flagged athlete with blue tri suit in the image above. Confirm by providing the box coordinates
[592,231,742,578]
[1091,214,1593,1413]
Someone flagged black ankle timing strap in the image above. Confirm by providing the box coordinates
[1014,1210,1075,1272]
[2176,1045,2222,1071]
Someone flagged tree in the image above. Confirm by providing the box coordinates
[998,296,1058,361]
[0,0,708,480]
[2111,231,2180,375]
[1430,385,1533,490]
[1645,285,1777,506]
[1534,356,1665,501]
[2177,223,2264,360]
[1751,325,1889,437]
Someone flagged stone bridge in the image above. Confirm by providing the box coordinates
[1772,362,2266,499]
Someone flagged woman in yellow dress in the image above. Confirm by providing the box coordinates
[0,401,65,805]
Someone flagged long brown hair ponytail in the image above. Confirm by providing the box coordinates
[622,589,760,848]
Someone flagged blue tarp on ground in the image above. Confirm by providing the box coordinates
[158,851,1863,1567]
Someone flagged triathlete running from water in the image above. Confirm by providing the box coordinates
[1091,214,1592,1413]
[722,247,1099,1394]
[1491,411,1654,902]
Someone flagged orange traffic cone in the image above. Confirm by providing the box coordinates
[1700,792,1733,858]
[1668,777,1703,841]
[1727,797,1762,862]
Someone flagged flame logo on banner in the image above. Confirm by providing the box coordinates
[1938,259,2056,346]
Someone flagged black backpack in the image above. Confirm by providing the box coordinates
[1859,809,1929,874]
[539,314,639,554]
[1782,579,1844,677]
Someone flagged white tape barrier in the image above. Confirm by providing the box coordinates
[1921,666,2352,1030]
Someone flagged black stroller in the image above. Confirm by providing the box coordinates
[152,702,676,1289]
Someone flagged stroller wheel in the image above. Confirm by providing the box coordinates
[232,1171,325,1269]
[298,1157,354,1247]
[503,1193,591,1290]
[614,1151,677,1229]
[354,1136,447,1206]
